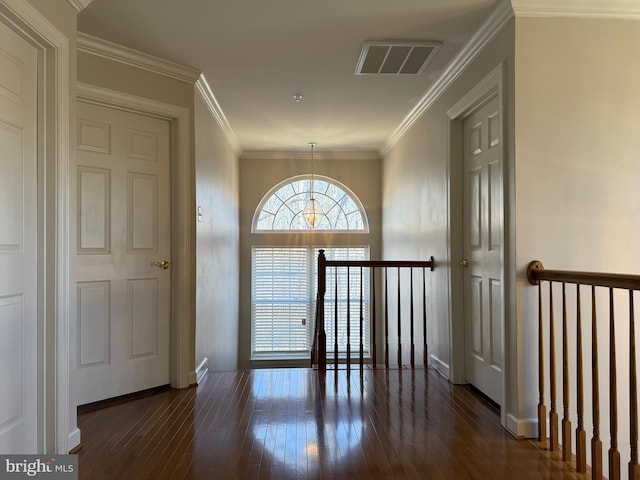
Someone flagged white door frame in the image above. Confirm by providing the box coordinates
[446,63,507,426]
[76,83,194,391]
[0,0,71,453]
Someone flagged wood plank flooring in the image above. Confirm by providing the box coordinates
[77,368,584,479]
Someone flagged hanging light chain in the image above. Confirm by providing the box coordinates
[309,142,317,200]
[304,142,320,228]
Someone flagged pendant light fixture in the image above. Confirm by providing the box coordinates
[303,142,322,228]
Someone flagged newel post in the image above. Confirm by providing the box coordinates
[317,250,327,371]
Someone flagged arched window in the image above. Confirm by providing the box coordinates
[252,175,368,232]
[251,175,371,359]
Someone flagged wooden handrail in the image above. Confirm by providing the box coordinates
[322,259,436,269]
[527,260,640,290]
[313,250,434,371]
[527,260,640,480]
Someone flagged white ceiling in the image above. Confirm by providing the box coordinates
[78,0,502,153]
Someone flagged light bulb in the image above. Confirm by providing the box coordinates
[303,198,322,228]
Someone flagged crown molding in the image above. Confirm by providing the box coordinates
[195,75,242,156]
[67,0,93,12]
[241,150,381,161]
[511,0,640,19]
[76,32,200,84]
[382,0,514,156]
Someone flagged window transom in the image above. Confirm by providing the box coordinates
[252,175,368,232]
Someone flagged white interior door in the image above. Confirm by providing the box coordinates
[76,101,171,405]
[462,96,503,405]
[0,20,38,453]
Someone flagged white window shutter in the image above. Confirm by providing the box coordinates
[252,247,310,354]
[252,246,369,358]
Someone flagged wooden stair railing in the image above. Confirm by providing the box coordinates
[310,292,324,370]
[312,250,434,372]
[527,261,640,480]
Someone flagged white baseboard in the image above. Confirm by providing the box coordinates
[506,414,538,439]
[68,428,81,453]
[430,354,450,379]
[195,357,208,384]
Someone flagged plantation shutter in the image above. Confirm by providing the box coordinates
[252,247,311,354]
[251,246,370,358]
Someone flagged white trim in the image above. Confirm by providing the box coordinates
[55,28,72,458]
[506,414,538,439]
[195,357,208,384]
[0,0,73,455]
[446,63,507,426]
[66,0,93,12]
[446,66,501,119]
[77,83,194,390]
[76,32,200,84]
[241,150,381,161]
[195,75,241,156]
[430,354,450,379]
[444,118,464,386]
[511,0,640,19]
[382,0,513,155]
[67,428,81,451]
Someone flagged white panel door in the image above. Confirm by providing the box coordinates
[462,96,503,405]
[0,21,38,453]
[76,102,171,405]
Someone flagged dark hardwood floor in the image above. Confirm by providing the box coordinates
[77,368,583,479]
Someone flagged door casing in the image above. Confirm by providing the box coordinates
[0,0,73,454]
[446,63,507,426]
[76,83,194,393]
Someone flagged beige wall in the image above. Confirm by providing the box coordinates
[195,90,240,372]
[26,0,76,33]
[382,18,516,425]
[77,52,195,111]
[514,16,640,467]
[239,154,382,368]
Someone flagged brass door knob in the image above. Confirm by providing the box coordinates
[151,260,170,270]
[460,259,469,268]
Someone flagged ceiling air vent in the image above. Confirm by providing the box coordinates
[354,41,440,75]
